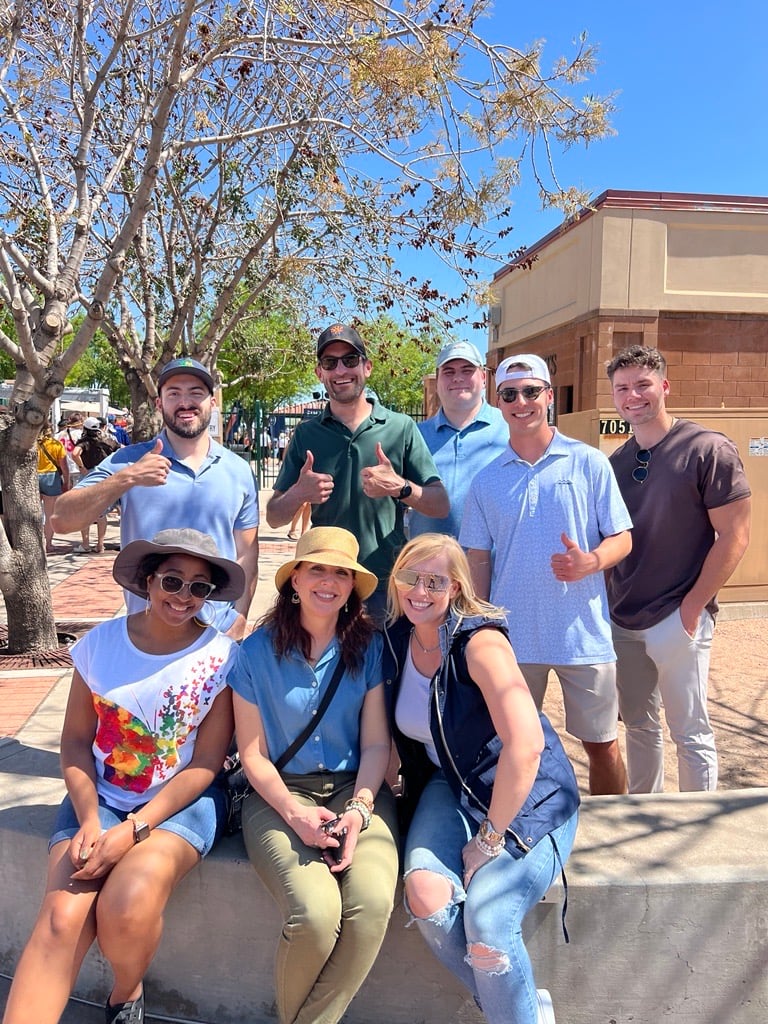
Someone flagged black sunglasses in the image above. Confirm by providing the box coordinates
[318,353,363,371]
[154,572,216,600]
[632,448,652,484]
[497,385,548,403]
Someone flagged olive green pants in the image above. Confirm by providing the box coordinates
[242,772,399,1024]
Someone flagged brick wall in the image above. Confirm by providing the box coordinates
[490,311,768,412]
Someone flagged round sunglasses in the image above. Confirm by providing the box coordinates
[632,448,652,483]
[153,572,217,600]
[497,385,548,403]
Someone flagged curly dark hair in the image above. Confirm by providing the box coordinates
[259,579,375,672]
[606,345,667,380]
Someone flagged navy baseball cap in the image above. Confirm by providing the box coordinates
[316,324,367,358]
[158,357,214,393]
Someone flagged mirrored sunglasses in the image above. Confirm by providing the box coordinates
[154,572,216,600]
[497,385,548,403]
[318,353,363,371]
[393,569,451,593]
[632,448,652,484]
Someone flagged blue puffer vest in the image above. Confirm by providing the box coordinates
[382,613,580,856]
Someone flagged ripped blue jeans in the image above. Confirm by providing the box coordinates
[403,772,578,1024]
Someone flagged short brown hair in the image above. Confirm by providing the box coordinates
[606,345,667,380]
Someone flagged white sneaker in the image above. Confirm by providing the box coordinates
[537,988,556,1024]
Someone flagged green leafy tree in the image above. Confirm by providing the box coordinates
[363,318,443,411]
[218,306,317,414]
[63,333,130,409]
[0,1,613,652]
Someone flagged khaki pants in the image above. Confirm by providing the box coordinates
[242,772,399,1024]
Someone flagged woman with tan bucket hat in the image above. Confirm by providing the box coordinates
[231,526,399,1024]
[3,529,244,1024]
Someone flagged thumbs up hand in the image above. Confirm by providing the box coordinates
[361,443,405,500]
[129,437,172,487]
[550,532,598,582]
[294,450,334,505]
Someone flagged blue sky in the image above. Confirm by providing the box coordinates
[421,0,768,345]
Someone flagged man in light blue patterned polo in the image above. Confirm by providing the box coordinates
[460,354,633,795]
[409,340,508,539]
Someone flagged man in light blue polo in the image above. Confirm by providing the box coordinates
[408,340,508,539]
[460,354,633,795]
[52,357,259,638]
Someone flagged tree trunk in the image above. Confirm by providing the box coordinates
[125,368,161,443]
[0,417,58,654]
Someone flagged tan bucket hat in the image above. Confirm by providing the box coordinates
[113,528,245,601]
[275,526,378,600]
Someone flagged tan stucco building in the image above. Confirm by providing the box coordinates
[485,189,768,603]
[488,189,768,417]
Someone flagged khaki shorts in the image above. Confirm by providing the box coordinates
[518,662,619,743]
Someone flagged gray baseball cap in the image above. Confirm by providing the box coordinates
[436,341,486,370]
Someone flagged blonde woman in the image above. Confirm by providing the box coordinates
[383,534,580,1024]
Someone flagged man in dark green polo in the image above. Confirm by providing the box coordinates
[266,323,449,622]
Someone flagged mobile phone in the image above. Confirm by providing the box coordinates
[321,817,348,866]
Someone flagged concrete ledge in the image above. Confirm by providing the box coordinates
[2,738,768,1023]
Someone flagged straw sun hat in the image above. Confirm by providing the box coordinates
[275,527,378,600]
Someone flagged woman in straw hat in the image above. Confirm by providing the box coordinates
[232,526,399,1024]
[3,528,245,1024]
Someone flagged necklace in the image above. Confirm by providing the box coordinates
[411,628,441,654]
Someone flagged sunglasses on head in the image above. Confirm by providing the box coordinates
[393,569,451,593]
[318,353,363,371]
[154,572,216,600]
[497,385,548,403]
[632,448,652,484]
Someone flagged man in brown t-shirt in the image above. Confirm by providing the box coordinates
[606,345,751,793]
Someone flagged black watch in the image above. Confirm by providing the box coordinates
[398,481,413,501]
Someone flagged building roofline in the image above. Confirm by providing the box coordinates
[493,189,768,283]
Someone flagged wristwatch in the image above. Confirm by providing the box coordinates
[397,481,413,500]
[478,818,505,847]
[127,813,151,844]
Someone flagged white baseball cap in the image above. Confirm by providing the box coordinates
[495,354,551,389]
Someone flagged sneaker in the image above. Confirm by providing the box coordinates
[537,988,556,1024]
[72,543,91,554]
[105,989,144,1024]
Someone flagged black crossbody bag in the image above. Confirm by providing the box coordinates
[223,656,347,834]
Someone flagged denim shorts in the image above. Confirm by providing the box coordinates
[38,471,63,497]
[49,782,227,857]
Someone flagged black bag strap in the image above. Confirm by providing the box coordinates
[273,655,346,772]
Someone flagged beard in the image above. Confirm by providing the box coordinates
[324,377,366,404]
[162,404,212,439]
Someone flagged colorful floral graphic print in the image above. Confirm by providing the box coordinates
[93,653,226,794]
